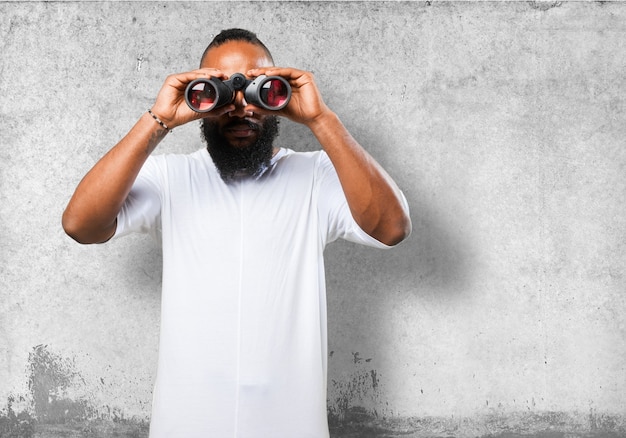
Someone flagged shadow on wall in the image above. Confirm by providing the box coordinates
[357,117,474,298]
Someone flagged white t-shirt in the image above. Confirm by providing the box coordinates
[115,148,398,438]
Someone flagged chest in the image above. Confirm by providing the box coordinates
[161,165,318,249]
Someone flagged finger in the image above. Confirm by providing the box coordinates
[194,68,229,80]
[247,67,306,81]
[166,69,228,90]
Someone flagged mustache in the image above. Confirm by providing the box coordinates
[222,119,260,131]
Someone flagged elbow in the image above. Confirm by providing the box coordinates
[61,210,89,244]
[383,214,412,246]
[396,214,413,245]
[370,213,412,247]
[62,209,113,244]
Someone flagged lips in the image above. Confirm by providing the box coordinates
[228,126,256,138]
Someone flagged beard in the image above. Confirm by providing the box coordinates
[201,116,279,182]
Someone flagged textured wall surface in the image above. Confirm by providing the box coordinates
[1,1,625,437]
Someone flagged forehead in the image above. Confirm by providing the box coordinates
[200,41,273,75]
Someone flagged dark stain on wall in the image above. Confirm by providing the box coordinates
[2,346,626,437]
[28,344,88,424]
[328,351,385,429]
[325,353,626,438]
[330,411,626,438]
[0,395,35,438]
[0,345,148,438]
[527,1,562,11]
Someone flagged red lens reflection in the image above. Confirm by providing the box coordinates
[189,82,216,111]
[261,79,289,108]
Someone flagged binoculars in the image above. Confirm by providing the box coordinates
[185,73,291,113]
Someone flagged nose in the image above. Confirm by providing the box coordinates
[228,90,249,118]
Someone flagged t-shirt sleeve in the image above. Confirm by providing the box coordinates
[113,156,163,240]
[315,151,409,249]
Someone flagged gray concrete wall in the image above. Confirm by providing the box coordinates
[1,1,625,437]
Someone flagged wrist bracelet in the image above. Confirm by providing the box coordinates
[148,109,171,132]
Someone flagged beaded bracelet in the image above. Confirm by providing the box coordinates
[148,109,171,132]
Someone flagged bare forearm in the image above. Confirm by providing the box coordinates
[308,111,411,246]
[62,113,168,243]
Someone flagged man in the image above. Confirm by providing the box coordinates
[63,29,411,437]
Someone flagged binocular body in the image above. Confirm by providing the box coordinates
[185,73,291,113]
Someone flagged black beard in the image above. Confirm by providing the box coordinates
[201,116,279,182]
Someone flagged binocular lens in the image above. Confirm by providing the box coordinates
[188,81,217,112]
[260,78,290,109]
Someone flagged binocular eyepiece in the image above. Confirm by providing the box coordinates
[185,73,291,113]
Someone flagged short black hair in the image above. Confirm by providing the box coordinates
[200,28,274,66]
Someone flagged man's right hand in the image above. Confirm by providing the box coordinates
[150,68,236,130]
